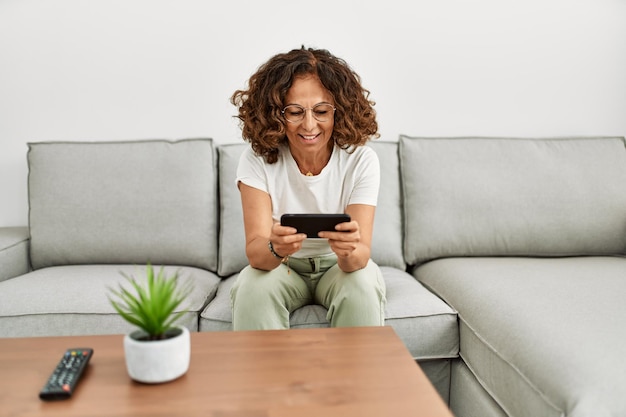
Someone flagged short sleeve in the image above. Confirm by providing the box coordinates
[348,146,380,207]
[236,147,269,193]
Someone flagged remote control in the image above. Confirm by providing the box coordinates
[39,348,93,400]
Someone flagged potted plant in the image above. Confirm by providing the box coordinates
[108,263,193,384]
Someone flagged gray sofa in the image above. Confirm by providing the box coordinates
[1,136,625,417]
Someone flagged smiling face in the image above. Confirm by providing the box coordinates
[283,75,335,158]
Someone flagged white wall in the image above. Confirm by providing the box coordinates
[1,0,625,227]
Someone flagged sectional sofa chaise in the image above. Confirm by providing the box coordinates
[1,136,625,417]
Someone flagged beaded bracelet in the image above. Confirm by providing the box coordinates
[268,241,290,274]
[268,240,284,259]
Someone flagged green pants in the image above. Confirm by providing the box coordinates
[230,254,386,330]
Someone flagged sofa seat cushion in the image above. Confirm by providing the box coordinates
[416,256,626,417]
[200,266,459,360]
[0,265,221,337]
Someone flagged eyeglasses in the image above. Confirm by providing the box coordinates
[281,103,336,123]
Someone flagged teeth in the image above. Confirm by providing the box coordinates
[302,135,317,140]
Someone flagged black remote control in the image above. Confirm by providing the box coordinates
[39,348,93,400]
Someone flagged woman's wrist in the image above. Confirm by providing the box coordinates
[268,240,284,259]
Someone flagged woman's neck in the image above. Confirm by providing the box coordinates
[290,143,333,176]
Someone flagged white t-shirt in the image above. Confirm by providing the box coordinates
[236,143,380,257]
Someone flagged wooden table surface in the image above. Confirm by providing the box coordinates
[0,326,453,417]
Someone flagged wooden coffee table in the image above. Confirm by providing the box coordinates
[0,326,453,417]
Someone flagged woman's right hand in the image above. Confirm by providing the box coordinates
[269,222,306,258]
[239,182,306,269]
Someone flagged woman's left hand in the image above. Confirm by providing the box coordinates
[318,220,361,259]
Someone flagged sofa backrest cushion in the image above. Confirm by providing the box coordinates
[369,141,405,270]
[399,136,626,265]
[217,141,406,277]
[217,144,248,276]
[28,139,218,271]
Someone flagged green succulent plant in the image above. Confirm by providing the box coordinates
[108,263,193,341]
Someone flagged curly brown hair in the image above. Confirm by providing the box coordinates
[231,46,379,164]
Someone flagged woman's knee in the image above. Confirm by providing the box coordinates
[321,262,386,327]
[230,265,312,330]
[316,260,386,305]
[231,265,311,307]
[333,261,384,292]
[231,266,278,303]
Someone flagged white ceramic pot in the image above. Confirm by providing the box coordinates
[123,326,190,384]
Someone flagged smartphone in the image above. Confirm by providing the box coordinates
[280,213,351,238]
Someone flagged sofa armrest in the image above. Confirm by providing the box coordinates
[0,227,31,282]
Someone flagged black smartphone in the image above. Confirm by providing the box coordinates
[280,213,351,238]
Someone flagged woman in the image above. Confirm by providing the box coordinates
[229,46,386,330]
